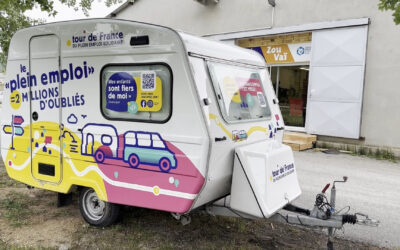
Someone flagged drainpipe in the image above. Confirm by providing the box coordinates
[268,0,276,28]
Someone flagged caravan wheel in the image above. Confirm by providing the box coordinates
[79,187,120,227]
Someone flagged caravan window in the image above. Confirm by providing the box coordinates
[208,62,271,123]
[101,64,172,123]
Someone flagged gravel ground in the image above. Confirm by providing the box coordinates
[0,153,392,249]
[293,150,400,249]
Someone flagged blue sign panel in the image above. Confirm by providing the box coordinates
[106,72,137,112]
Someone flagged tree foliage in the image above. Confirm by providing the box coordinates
[379,0,400,25]
[0,0,121,68]
[58,0,123,17]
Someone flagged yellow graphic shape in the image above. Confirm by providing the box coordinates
[209,113,269,140]
[10,90,22,110]
[4,121,108,201]
[222,77,242,103]
[66,40,72,46]
[247,126,268,136]
[134,76,163,112]
[153,186,160,196]
[209,113,232,139]
[3,126,12,134]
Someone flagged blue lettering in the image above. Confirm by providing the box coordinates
[48,99,54,109]
[22,92,28,102]
[10,79,17,92]
[40,100,46,110]
[49,71,59,83]
[61,69,69,83]
[74,66,83,79]
[41,73,48,85]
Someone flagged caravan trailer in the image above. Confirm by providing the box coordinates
[1,19,320,227]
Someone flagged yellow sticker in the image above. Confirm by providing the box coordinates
[10,90,22,110]
[134,76,163,112]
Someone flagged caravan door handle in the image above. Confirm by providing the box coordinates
[277,127,285,131]
[215,136,227,142]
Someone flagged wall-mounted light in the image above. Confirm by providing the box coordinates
[194,0,219,6]
[268,0,276,7]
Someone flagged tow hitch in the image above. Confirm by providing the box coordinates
[273,176,379,249]
[201,143,379,249]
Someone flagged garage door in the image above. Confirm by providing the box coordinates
[306,25,368,138]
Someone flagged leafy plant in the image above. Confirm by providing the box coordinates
[379,0,400,24]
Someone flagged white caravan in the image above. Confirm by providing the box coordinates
[1,20,377,237]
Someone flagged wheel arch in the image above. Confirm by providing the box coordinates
[73,181,108,202]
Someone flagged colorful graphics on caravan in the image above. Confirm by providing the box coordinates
[0,19,301,226]
[80,123,177,172]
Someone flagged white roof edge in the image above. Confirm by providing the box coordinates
[106,0,135,18]
[204,18,370,41]
[178,32,266,67]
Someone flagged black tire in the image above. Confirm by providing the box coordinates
[79,187,120,227]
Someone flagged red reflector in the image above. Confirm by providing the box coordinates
[275,114,280,120]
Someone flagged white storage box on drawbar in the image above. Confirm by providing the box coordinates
[230,141,301,218]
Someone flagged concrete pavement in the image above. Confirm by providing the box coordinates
[292,150,400,248]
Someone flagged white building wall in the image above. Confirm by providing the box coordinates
[112,0,400,149]
[114,0,276,36]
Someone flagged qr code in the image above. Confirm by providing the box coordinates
[141,72,156,91]
[257,92,267,107]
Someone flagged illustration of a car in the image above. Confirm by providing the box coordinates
[123,132,177,172]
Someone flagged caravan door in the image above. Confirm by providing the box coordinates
[29,35,62,184]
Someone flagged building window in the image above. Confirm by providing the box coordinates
[101,64,172,123]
